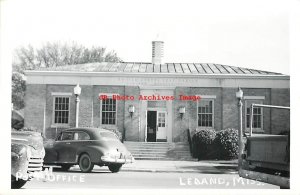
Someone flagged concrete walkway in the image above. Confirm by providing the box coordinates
[87,159,238,174]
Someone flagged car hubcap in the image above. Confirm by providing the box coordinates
[82,157,89,168]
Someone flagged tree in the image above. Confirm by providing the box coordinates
[12,72,26,110]
[12,41,122,110]
[12,41,122,73]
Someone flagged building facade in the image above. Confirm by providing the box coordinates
[24,42,290,142]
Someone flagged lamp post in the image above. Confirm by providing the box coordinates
[236,87,244,169]
[74,84,81,128]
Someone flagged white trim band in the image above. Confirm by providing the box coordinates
[51,92,72,96]
[244,96,265,100]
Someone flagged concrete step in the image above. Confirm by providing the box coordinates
[124,141,196,161]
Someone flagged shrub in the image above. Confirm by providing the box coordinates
[192,129,216,160]
[18,126,38,132]
[214,128,238,159]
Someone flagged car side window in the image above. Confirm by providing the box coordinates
[61,132,74,141]
[74,132,90,140]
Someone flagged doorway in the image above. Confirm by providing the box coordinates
[146,110,167,142]
[147,111,157,142]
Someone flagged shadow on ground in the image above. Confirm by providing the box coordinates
[178,165,238,174]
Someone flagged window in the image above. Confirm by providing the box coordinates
[198,99,214,127]
[74,132,90,140]
[100,95,117,125]
[61,132,73,141]
[53,96,70,124]
[158,112,166,127]
[245,99,263,131]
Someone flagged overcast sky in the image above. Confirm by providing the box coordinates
[5,0,291,74]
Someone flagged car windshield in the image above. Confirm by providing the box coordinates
[99,132,119,140]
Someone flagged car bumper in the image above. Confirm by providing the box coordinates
[101,156,135,164]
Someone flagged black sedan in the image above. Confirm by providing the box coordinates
[43,127,134,173]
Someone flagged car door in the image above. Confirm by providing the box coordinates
[54,131,76,163]
[70,131,91,162]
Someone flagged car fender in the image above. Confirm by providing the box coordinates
[76,145,107,163]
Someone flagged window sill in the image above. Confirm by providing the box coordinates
[245,129,264,134]
[196,127,214,129]
[51,124,70,128]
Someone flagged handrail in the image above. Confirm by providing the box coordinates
[250,104,290,136]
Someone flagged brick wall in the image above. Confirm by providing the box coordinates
[173,87,223,142]
[173,87,190,142]
[24,83,290,141]
[271,88,290,134]
[92,85,125,135]
[24,84,46,131]
[241,88,271,133]
[124,86,140,141]
[45,85,77,138]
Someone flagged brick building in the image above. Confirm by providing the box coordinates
[24,41,290,142]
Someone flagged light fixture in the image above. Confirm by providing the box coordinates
[74,84,81,96]
[236,87,243,100]
[128,105,135,118]
[179,106,186,119]
[74,84,81,128]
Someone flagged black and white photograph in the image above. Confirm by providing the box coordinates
[1,0,300,194]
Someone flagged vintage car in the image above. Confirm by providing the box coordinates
[43,127,134,173]
[11,130,45,189]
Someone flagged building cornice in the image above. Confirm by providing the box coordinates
[24,70,290,89]
[25,70,290,80]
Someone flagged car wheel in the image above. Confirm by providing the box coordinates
[11,175,27,189]
[108,164,122,173]
[61,164,72,171]
[79,154,94,173]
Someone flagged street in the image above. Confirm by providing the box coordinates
[24,167,278,189]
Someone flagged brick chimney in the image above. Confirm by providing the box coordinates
[152,40,164,65]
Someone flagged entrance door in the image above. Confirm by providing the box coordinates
[156,111,167,142]
[147,111,157,142]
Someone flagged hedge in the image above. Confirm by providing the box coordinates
[192,129,216,160]
[191,128,239,160]
[214,128,239,160]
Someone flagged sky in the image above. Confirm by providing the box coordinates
[3,0,292,74]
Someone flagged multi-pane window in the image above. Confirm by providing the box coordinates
[101,97,116,125]
[158,112,166,127]
[198,100,213,127]
[54,97,70,124]
[246,100,263,130]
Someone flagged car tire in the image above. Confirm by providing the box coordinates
[11,175,27,189]
[108,164,122,173]
[79,154,94,173]
[61,164,72,171]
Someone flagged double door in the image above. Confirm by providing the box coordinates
[146,110,167,142]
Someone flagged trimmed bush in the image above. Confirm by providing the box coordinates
[18,127,38,132]
[192,129,216,160]
[214,128,238,159]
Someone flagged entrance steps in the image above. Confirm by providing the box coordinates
[124,141,196,161]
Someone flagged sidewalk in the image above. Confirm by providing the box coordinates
[89,159,238,174]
